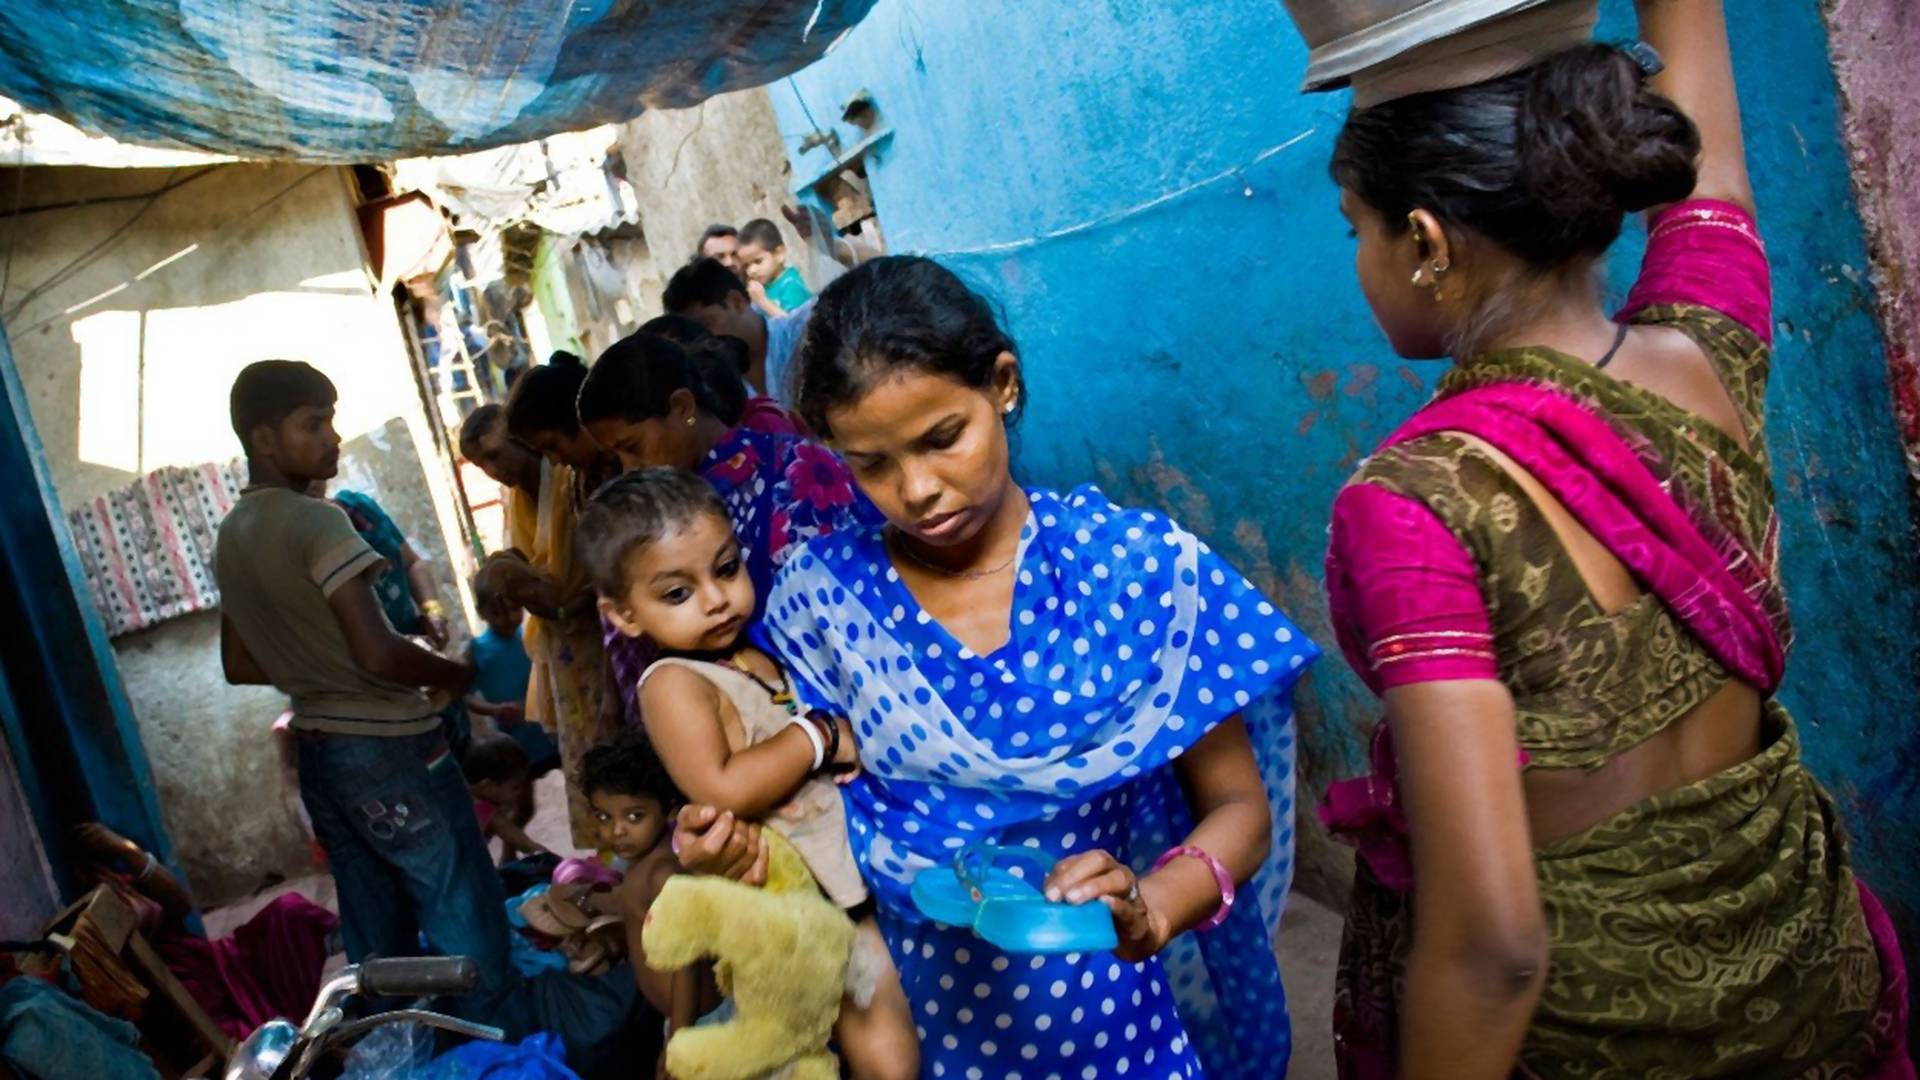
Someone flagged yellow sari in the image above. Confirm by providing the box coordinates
[520,461,613,847]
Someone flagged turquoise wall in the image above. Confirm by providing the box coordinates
[774,0,1920,948]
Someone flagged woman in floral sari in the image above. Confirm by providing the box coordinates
[1315,2,1908,1077]
[575,328,882,725]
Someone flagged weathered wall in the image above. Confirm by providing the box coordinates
[616,86,795,275]
[773,0,1920,936]
[2,162,470,903]
[1826,0,1920,482]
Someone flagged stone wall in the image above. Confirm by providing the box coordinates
[1826,0,1920,483]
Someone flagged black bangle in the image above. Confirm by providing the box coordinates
[807,709,840,767]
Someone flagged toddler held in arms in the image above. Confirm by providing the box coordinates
[577,467,918,1080]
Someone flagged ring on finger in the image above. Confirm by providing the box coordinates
[1125,879,1140,903]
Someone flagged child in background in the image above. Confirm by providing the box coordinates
[737,217,812,316]
[464,735,551,862]
[467,573,561,776]
[581,735,684,1015]
[576,467,917,1080]
[522,735,686,1050]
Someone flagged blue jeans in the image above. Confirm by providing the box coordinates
[297,729,517,1023]
[296,729,641,1057]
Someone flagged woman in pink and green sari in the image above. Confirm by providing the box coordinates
[1315,2,1909,1077]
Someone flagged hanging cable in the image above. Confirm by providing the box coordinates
[3,165,219,322]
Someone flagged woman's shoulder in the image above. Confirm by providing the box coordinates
[1029,483,1184,537]
[636,656,726,703]
[1344,432,1508,502]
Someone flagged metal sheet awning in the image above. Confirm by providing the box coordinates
[0,1,875,163]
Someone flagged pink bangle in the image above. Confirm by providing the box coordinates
[1151,844,1236,931]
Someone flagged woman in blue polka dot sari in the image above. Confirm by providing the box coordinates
[682,256,1318,1080]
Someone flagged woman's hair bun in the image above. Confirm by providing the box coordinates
[1518,44,1701,219]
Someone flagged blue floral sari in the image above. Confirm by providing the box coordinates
[765,486,1318,1080]
[332,490,418,633]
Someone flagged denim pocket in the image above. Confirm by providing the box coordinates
[305,733,447,850]
[354,790,438,844]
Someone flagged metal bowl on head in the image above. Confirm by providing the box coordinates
[1281,0,1581,95]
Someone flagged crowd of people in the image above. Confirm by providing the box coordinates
[206,3,1909,1078]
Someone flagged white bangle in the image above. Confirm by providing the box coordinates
[789,715,826,771]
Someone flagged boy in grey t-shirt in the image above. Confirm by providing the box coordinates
[215,361,513,1020]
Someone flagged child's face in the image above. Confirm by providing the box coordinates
[481,603,523,637]
[589,789,668,861]
[601,510,756,653]
[738,241,785,285]
[254,405,341,484]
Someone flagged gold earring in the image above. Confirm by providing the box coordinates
[686,415,695,427]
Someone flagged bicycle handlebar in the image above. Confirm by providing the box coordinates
[357,956,479,997]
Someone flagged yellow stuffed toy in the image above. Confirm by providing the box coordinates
[642,830,854,1080]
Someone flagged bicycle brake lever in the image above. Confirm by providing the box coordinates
[323,1008,506,1048]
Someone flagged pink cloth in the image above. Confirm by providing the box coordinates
[552,856,622,888]
[738,395,804,436]
[151,893,338,1040]
[1325,484,1496,693]
[1622,199,1771,343]
[1857,881,1917,1078]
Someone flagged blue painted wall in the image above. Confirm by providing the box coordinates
[0,319,179,901]
[774,0,1920,942]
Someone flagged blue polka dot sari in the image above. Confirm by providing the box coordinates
[763,486,1319,1080]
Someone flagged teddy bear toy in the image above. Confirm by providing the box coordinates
[641,830,855,1080]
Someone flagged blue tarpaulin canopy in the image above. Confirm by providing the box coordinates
[0,0,875,162]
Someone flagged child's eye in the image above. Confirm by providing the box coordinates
[716,558,742,579]
[662,586,692,605]
[925,425,961,450]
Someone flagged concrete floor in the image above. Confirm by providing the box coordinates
[206,769,1349,1077]
[1275,892,1343,1080]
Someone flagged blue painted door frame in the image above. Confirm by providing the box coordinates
[0,318,176,897]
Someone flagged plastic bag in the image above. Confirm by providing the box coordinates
[339,1022,436,1080]
[421,1033,578,1080]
